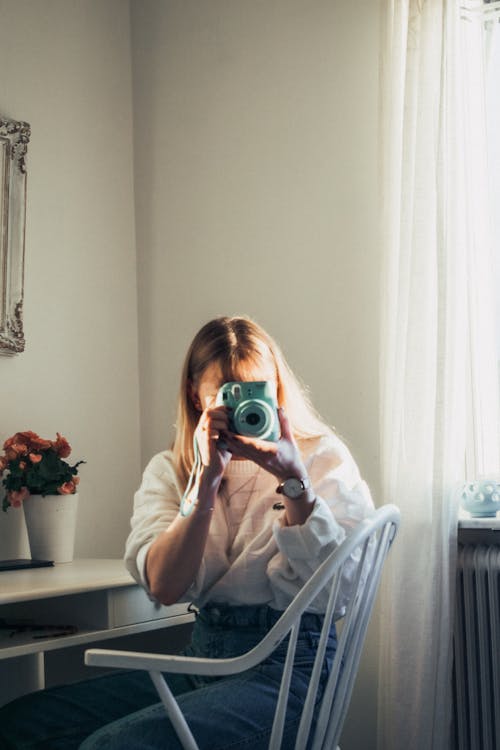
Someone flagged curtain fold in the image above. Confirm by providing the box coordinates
[377,1,499,748]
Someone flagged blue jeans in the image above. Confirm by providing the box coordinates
[0,604,336,750]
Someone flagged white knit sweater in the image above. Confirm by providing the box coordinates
[124,432,374,617]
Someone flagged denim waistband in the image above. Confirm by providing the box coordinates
[195,603,325,631]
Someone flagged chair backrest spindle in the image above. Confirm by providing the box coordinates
[312,518,397,750]
[269,620,300,749]
[294,570,341,749]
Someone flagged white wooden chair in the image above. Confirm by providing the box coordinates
[85,504,400,750]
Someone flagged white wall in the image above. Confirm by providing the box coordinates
[131,2,381,747]
[131,0,381,492]
[0,0,141,559]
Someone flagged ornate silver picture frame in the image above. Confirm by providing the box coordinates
[0,116,30,355]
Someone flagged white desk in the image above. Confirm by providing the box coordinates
[0,559,194,706]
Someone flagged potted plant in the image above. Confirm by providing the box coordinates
[0,431,85,562]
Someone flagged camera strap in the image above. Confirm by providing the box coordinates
[179,436,203,517]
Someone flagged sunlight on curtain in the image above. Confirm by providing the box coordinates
[459,7,500,475]
[484,13,500,437]
[377,1,500,748]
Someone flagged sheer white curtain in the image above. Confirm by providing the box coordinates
[377,1,500,749]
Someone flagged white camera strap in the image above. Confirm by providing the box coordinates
[179,435,203,517]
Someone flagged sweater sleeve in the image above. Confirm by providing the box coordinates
[124,451,181,590]
[267,434,374,616]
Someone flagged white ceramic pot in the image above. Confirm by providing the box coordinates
[460,480,500,518]
[23,493,79,563]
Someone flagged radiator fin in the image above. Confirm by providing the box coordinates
[453,544,500,750]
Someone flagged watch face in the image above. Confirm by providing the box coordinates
[282,477,304,499]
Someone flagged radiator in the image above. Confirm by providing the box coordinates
[453,544,500,750]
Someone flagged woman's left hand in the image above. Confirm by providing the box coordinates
[222,408,308,482]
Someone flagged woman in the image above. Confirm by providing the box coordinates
[0,316,373,750]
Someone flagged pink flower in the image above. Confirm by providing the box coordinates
[25,433,51,451]
[53,433,71,459]
[5,442,28,461]
[4,431,42,452]
[3,434,23,450]
[58,481,76,495]
[7,487,30,507]
[29,453,42,464]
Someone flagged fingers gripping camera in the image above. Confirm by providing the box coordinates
[215,381,280,442]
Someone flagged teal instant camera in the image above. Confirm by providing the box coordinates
[215,381,280,441]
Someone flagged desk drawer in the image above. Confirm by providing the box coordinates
[109,586,188,627]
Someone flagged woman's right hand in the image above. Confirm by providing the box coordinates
[194,400,232,478]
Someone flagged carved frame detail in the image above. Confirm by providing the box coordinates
[0,116,30,355]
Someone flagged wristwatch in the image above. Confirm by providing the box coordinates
[276,476,311,500]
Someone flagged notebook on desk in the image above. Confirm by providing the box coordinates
[0,559,54,572]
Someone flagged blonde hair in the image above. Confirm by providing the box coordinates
[172,316,331,486]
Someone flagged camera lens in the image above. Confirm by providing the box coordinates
[245,412,261,426]
[234,399,273,439]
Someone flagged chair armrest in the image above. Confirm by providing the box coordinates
[85,647,259,676]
